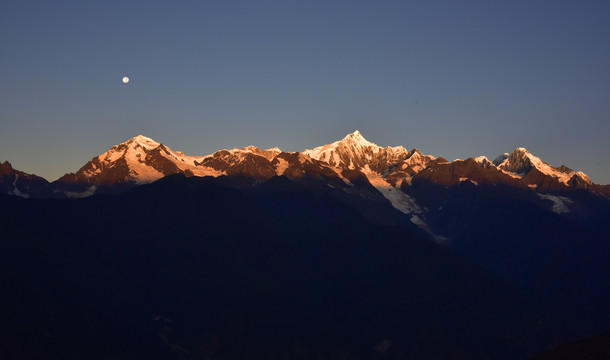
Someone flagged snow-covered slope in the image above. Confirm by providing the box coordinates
[304,131,443,186]
[304,131,448,239]
[304,130,410,174]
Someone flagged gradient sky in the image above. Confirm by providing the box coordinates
[1,0,609,183]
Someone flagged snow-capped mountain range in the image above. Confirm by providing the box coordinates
[2,130,608,198]
[1,131,608,236]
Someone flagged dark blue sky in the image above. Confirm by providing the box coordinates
[2,0,609,183]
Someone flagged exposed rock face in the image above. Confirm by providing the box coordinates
[198,150,276,179]
[272,153,340,181]
[412,158,526,188]
[384,149,448,187]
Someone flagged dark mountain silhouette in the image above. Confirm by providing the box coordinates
[403,179,610,335]
[1,174,565,360]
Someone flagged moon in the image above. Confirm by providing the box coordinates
[122,76,130,84]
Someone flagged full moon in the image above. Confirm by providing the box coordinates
[122,76,129,84]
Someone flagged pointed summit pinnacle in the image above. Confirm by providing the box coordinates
[343,130,365,140]
[514,147,529,154]
[122,135,161,150]
[130,134,159,144]
[340,130,376,148]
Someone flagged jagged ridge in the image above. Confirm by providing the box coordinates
[2,131,608,201]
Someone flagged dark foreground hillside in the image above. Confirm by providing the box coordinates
[530,331,610,360]
[0,175,566,359]
[406,180,610,334]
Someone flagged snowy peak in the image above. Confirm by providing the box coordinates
[92,135,166,183]
[304,130,409,173]
[497,147,577,185]
[99,135,162,164]
[473,156,492,165]
[304,131,447,190]
[341,130,377,149]
[129,135,160,148]
[497,147,539,172]
[58,139,144,187]
[56,135,219,192]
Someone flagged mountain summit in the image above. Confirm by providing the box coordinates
[53,135,216,194]
[304,130,409,173]
[495,147,593,191]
